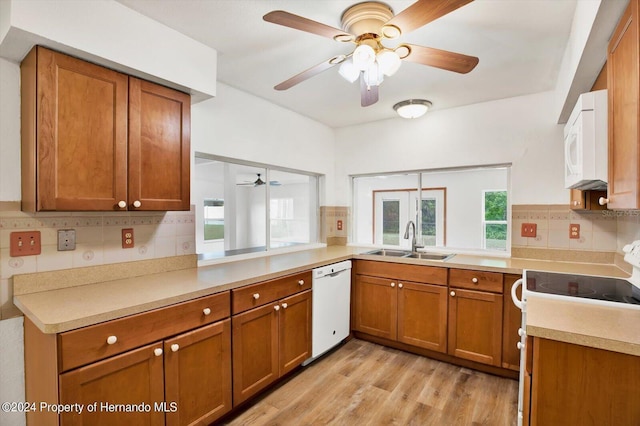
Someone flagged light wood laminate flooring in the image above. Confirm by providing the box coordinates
[224,339,518,425]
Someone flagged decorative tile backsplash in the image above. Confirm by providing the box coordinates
[512,204,640,261]
[0,203,196,319]
[320,206,349,246]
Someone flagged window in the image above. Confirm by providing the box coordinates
[482,190,508,251]
[203,199,224,241]
[194,154,319,259]
[353,165,510,253]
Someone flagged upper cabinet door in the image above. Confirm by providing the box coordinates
[607,0,640,209]
[24,46,128,211]
[128,77,191,211]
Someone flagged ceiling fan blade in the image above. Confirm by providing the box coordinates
[403,44,478,74]
[264,11,354,41]
[383,0,473,37]
[275,58,340,91]
[360,78,379,107]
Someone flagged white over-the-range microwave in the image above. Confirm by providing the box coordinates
[564,89,608,190]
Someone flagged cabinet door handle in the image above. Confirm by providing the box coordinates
[398,283,403,288]
[106,335,117,345]
[517,342,525,350]
[390,282,396,288]
[253,293,260,300]
[117,200,127,209]
[274,305,280,311]
[450,291,456,297]
[133,200,142,208]
[203,307,211,316]
[471,277,478,283]
[599,197,609,206]
[298,279,305,286]
[518,328,526,337]
[171,344,179,352]
[281,303,288,309]
[154,348,163,357]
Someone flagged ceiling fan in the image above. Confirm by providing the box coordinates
[263,0,478,107]
[237,174,281,187]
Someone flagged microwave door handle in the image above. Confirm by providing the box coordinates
[511,278,524,310]
[565,131,578,175]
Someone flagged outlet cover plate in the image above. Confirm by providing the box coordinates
[57,229,76,251]
[122,228,134,249]
[10,231,41,257]
[521,223,537,238]
[569,223,580,239]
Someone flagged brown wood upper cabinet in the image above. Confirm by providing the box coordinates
[606,0,640,209]
[20,46,190,212]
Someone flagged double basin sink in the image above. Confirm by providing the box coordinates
[364,249,455,261]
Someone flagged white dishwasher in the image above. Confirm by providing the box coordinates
[305,260,352,364]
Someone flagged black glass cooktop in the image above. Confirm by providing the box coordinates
[525,270,640,306]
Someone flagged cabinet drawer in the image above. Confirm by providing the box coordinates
[355,260,447,285]
[449,269,503,293]
[232,271,312,314]
[59,291,230,372]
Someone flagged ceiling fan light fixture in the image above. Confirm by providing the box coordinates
[363,62,384,87]
[376,50,401,76]
[352,44,376,70]
[339,59,360,83]
[393,99,432,119]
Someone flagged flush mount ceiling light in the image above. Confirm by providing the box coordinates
[263,1,479,108]
[393,99,432,119]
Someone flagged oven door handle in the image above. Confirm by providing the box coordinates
[511,278,524,310]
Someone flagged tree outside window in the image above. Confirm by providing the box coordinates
[483,190,507,250]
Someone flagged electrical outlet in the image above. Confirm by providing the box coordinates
[57,229,76,251]
[10,231,41,257]
[337,220,343,231]
[122,228,134,249]
[521,223,537,238]
[570,224,580,239]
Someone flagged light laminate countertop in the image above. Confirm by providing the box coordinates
[14,246,635,356]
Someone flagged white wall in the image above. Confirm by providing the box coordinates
[0,0,217,101]
[335,91,565,207]
[191,83,336,205]
[0,58,20,201]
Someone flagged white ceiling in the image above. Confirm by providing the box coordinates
[116,0,578,128]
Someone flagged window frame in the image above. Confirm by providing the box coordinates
[194,152,321,260]
[481,189,508,251]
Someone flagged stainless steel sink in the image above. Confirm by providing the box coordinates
[364,249,411,257]
[404,252,455,261]
[364,249,455,261]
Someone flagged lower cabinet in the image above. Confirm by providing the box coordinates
[448,269,503,367]
[232,289,312,406]
[529,337,640,425]
[24,292,232,426]
[353,261,448,353]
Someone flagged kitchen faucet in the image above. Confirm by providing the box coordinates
[404,221,423,252]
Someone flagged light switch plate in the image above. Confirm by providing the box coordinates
[57,229,76,251]
[521,223,537,238]
[10,231,41,256]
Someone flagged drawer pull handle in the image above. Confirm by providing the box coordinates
[450,291,456,297]
[599,197,609,206]
[253,293,260,300]
[390,282,396,288]
[117,200,127,209]
[518,328,526,337]
[472,277,479,283]
[154,348,163,357]
[298,279,304,286]
[171,344,179,352]
[282,303,288,309]
[517,342,525,350]
[274,305,280,311]
[133,200,142,208]
[106,335,117,345]
[203,307,211,316]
